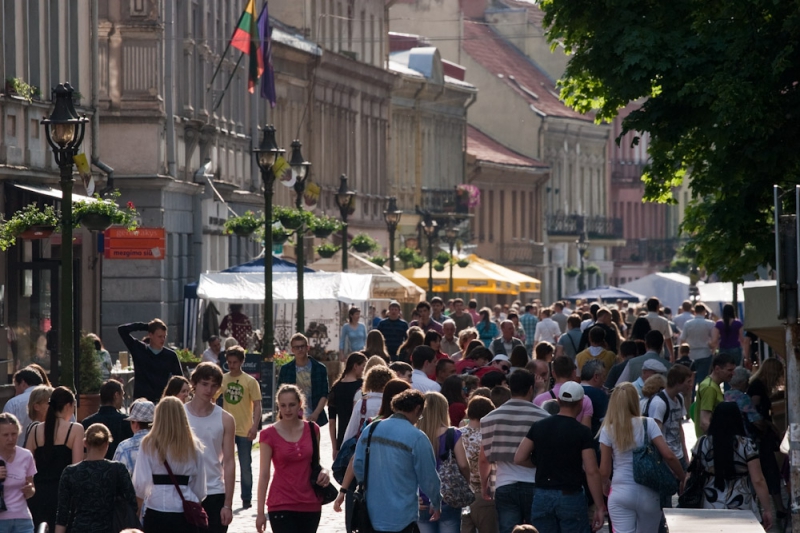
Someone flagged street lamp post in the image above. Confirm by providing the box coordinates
[335,175,355,272]
[383,197,402,272]
[41,82,88,389]
[254,125,284,361]
[422,215,437,297]
[289,140,311,334]
[576,234,590,292]
[444,225,458,298]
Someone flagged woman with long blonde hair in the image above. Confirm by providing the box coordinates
[599,382,685,533]
[415,392,470,533]
[133,397,206,533]
[363,330,390,362]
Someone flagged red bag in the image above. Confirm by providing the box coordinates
[164,460,209,528]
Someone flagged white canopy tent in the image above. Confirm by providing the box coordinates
[621,273,691,312]
[197,271,373,303]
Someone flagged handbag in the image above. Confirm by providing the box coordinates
[632,418,679,497]
[309,421,339,505]
[438,428,475,508]
[112,496,141,533]
[352,421,381,533]
[678,437,709,509]
[164,460,209,528]
[332,398,368,483]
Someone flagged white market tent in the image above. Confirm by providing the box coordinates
[621,273,690,312]
[197,271,373,303]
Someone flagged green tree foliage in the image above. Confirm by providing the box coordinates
[541,0,800,281]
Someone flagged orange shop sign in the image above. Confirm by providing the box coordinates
[103,227,166,260]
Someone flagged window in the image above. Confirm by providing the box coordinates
[4,0,17,79]
[68,0,79,86]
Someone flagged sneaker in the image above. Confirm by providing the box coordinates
[242,501,252,509]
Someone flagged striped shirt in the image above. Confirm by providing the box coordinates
[480,399,549,464]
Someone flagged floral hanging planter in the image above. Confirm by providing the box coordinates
[316,244,341,258]
[273,228,290,245]
[79,213,113,232]
[19,225,57,240]
[313,228,333,239]
[233,227,254,238]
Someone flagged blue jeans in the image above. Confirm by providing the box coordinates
[530,488,589,533]
[692,356,711,402]
[417,502,461,533]
[0,520,34,533]
[495,482,536,533]
[235,435,254,502]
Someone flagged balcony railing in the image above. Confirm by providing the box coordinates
[420,188,469,214]
[612,238,684,263]
[499,240,546,266]
[546,214,624,240]
[610,160,646,184]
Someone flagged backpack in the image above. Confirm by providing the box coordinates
[438,428,475,508]
[332,398,368,485]
[644,391,683,419]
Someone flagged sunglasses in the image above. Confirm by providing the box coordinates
[499,364,511,373]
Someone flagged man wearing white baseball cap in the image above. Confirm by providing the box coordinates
[113,398,155,476]
[514,380,606,533]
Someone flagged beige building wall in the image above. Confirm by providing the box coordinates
[389,1,464,64]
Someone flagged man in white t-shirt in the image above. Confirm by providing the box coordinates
[202,335,223,365]
[645,297,674,360]
[410,346,440,393]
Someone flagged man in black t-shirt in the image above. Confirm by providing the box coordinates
[514,381,606,533]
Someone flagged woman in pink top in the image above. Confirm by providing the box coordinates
[0,413,36,533]
[256,385,331,533]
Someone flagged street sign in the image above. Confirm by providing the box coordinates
[103,227,166,260]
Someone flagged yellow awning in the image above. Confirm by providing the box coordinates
[398,261,520,295]
[468,255,541,292]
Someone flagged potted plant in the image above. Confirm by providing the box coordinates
[73,190,139,232]
[586,264,600,275]
[308,215,342,238]
[433,262,445,272]
[456,184,481,212]
[274,206,305,230]
[412,256,426,269]
[0,204,59,250]
[457,258,470,268]
[435,251,452,264]
[565,266,580,278]
[176,348,201,377]
[350,233,379,253]
[223,210,262,237]
[4,78,36,102]
[397,247,417,267]
[316,243,341,258]
[272,226,291,244]
[76,334,104,421]
[369,255,387,267]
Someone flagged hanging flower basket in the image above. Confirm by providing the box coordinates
[273,228,290,245]
[350,233,379,254]
[369,255,387,267]
[316,243,341,258]
[433,262,446,272]
[79,213,113,232]
[20,225,57,240]
[457,259,470,268]
[308,215,342,239]
[223,210,262,237]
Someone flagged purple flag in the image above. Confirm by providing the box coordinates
[257,2,277,107]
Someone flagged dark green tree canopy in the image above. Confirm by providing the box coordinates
[541,0,800,281]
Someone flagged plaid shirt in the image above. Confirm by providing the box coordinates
[112,429,149,476]
[278,357,330,426]
[520,313,538,346]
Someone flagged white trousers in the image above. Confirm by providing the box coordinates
[607,483,662,533]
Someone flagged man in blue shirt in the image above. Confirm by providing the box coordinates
[353,389,441,533]
[377,301,408,361]
[520,304,539,355]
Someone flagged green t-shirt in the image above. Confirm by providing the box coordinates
[694,376,723,437]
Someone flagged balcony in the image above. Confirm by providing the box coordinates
[546,214,624,240]
[420,188,469,215]
[610,160,646,184]
[612,238,684,263]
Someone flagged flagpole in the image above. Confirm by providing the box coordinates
[207,0,266,92]
[212,52,246,112]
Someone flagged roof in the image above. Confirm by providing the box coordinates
[389,49,476,90]
[467,125,548,168]
[461,20,590,121]
[499,0,546,27]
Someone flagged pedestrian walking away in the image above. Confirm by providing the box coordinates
[113,398,155,476]
[81,379,133,459]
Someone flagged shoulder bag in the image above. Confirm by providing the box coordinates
[678,437,709,509]
[632,418,679,497]
[164,460,209,528]
[352,421,381,533]
[309,421,339,505]
[438,428,475,508]
[332,398,368,484]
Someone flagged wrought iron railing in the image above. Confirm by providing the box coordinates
[610,161,646,184]
[612,238,684,263]
[499,240,546,266]
[420,188,469,214]
[546,214,624,239]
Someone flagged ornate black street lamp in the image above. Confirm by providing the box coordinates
[41,82,88,389]
[383,197,402,272]
[335,175,355,271]
[443,225,458,298]
[576,234,590,292]
[289,140,311,333]
[253,125,284,361]
[422,215,437,296]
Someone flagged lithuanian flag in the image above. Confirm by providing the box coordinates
[230,0,264,93]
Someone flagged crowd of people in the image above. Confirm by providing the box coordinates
[0,294,785,533]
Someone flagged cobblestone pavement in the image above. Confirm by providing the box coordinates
[226,419,780,533]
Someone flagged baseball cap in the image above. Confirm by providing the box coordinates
[389,300,401,309]
[124,399,155,423]
[491,354,510,363]
[642,359,668,374]
[558,381,585,402]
